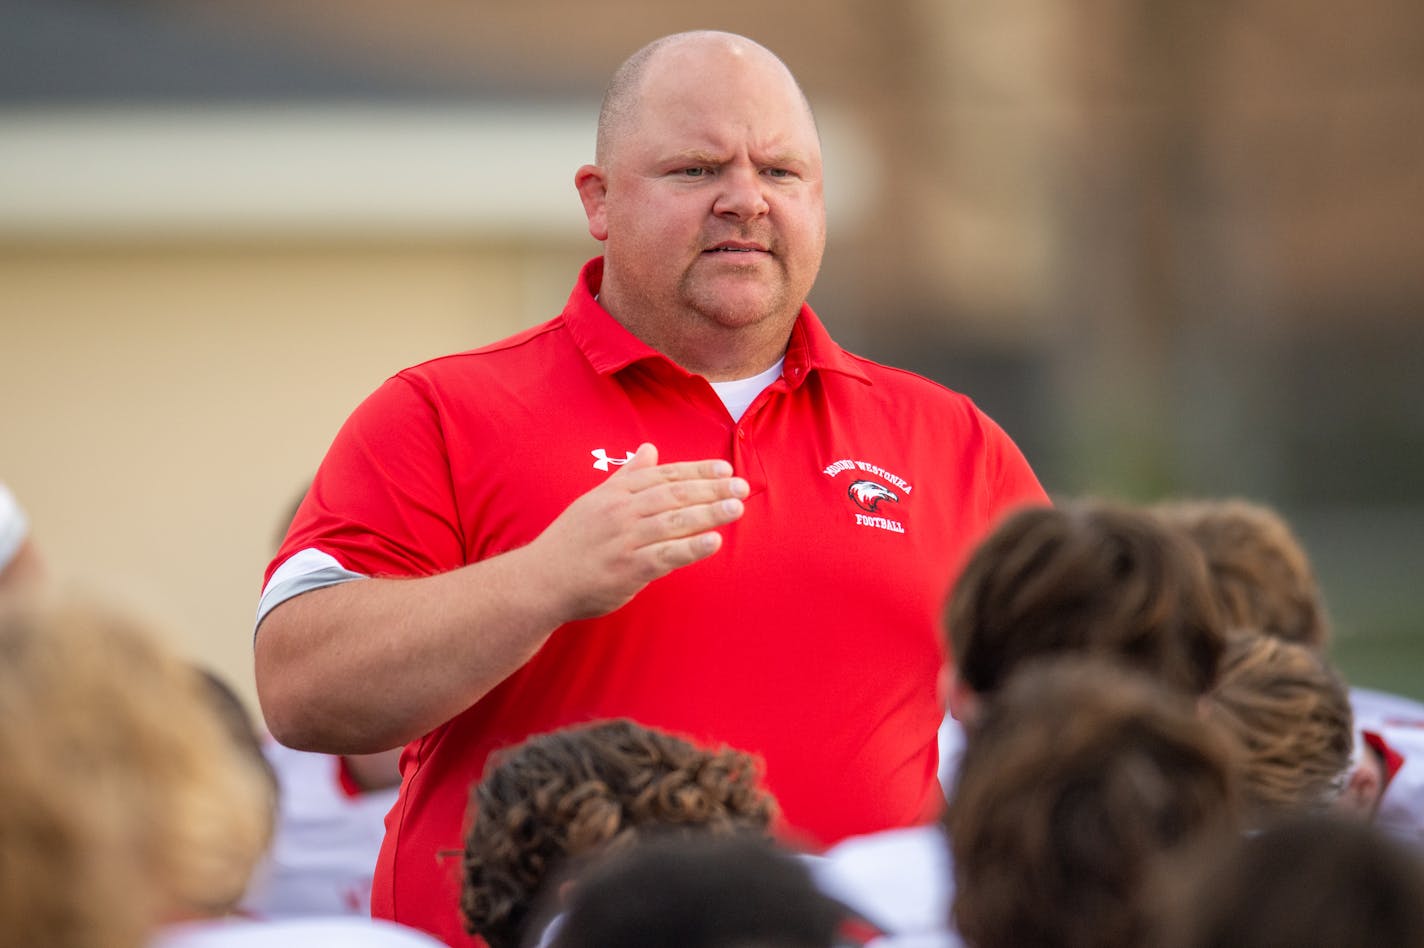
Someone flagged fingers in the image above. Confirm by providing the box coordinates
[609,444,748,517]
[603,445,746,571]
[539,444,745,622]
[641,529,725,573]
[611,443,737,492]
[631,495,744,550]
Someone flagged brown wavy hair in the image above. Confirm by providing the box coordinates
[1205,632,1353,824]
[460,718,778,948]
[947,501,1226,698]
[947,658,1241,948]
[1152,498,1331,649]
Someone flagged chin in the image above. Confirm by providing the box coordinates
[690,295,789,330]
[685,278,796,328]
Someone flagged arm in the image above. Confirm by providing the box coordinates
[0,482,44,595]
[254,444,747,754]
[0,537,44,594]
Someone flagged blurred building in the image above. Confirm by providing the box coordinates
[2,0,1421,700]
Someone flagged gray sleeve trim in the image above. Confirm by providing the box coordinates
[254,565,365,635]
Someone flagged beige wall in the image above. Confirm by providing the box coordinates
[0,239,593,714]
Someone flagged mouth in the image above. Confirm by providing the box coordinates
[703,241,770,255]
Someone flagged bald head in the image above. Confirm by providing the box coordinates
[595,31,816,166]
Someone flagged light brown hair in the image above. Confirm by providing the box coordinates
[1205,632,1353,824]
[1152,498,1330,649]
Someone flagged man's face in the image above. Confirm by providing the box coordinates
[580,40,826,367]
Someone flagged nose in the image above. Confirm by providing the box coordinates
[712,166,770,221]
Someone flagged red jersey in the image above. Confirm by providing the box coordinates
[266,258,1047,945]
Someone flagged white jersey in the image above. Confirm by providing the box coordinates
[937,715,967,799]
[805,824,954,939]
[1352,687,1424,849]
[153,917,442,947]
[241,741,399,918]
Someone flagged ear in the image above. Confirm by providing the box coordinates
[575,164,610,241]
[936,663,952,714]
[1336,755,1384,820]
[945,671,979,727]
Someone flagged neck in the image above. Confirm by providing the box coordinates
[656,324,791,381]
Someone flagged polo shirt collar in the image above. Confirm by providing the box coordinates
[563,256,872,387]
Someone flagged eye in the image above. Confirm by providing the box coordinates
[680,167,713,178]
[765,168,792,178]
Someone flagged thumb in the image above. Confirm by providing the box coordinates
[613,442,658,476]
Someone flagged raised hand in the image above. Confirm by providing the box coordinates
[529,443,749,622]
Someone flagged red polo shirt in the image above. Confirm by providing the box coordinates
[268,258,1047,945]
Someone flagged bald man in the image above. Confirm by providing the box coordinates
[254,31,1046,945]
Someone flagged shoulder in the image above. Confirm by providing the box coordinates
[1353,687,1424,728]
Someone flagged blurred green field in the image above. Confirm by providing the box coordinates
[1333,628,1424,703]
[1301,509,1424,703]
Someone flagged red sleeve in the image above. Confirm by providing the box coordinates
[266,373,467,586]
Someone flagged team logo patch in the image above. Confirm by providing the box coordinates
[848,479,898,512]
[823,458,913,535]
[591,448,636,472]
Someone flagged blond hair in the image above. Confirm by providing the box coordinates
[0,599,276,948]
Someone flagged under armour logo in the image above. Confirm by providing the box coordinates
[591,448,636,472]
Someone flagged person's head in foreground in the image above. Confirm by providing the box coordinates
[0,598,276,948]
[548,833,848,948]
[1167,814,1424,948]
[461,718,779,948]
[1204,631,1353,827]
[947,658,1242,948]
[945,500,1226,725]
[1151,497,1331,648]
[1156,499,1399,822]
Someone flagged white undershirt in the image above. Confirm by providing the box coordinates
[708,358,784,422]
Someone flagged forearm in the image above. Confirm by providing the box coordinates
[254,543,564,754]
[0,538,44,594]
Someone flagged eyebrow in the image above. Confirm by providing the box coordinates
[664,149,810,169]
[663,149,726,166]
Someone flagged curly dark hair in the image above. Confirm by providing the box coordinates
[460,718,778,948]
